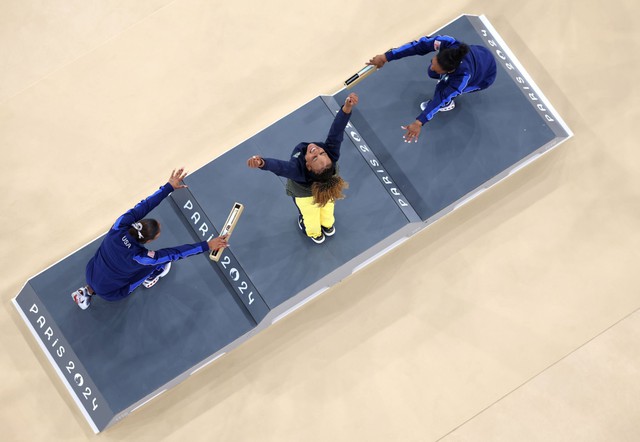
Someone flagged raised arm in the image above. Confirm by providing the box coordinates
[132,235,228,266]
[323,93,358,159]
[385,35,457,61]
[367,35,458,68]
[133,242,209,266]
[247,154,308,182]
[112,168,188,230]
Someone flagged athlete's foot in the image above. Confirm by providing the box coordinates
[72,286,92,310]
[309,233,325,244]
[420,99,455,112]
[143,262,172,288]
[321,225,335,236]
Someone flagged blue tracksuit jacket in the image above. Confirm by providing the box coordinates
[260,107,351,186]
[85,183,209,301]
[385,35,497,124]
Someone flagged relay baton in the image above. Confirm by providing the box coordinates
[344,65,376,89]
[209,202,244,262]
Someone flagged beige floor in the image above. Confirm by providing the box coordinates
[1,0,639,440]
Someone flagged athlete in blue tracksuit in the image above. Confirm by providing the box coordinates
[367,35,497,142]
[71,168,228,310]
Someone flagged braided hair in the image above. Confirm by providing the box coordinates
[436,43,470,72]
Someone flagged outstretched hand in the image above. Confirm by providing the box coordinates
[208,235,228,251]
[246,155,265,168]
[169,167,188,189]
[342,92,359,113]
[366,54,388,69]
[401,121,423,143]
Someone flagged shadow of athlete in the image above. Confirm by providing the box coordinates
[367,35,497,143]
[247,93,358,244]
[71,168,228,310]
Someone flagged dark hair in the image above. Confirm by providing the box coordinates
[436,43,470,72]
[308,163,336,182]
[311,175,349,207]
[128,219,160,243]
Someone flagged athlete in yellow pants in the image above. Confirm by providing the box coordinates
[294,197,335,239]
[247,93,359,244]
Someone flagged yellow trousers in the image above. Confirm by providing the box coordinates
[294,197,334,238]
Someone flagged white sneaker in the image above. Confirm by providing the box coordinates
[143,262,171,288]
[72,287,91,310]
[321,225,335,236]
[420,99,455,112]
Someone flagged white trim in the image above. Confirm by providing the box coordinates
[454,188,488,211]
[508,153,543,177]
[190,352,226,376]
[352,236,410,274]
[272,287,329,324]
[12,298,100,434]
[130,389,166,414]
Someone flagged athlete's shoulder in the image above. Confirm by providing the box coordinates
[433,35,458,48]
[291,143,308,159]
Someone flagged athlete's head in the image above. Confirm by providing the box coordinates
[305,143,332,174]
[432,43,470,74]
[129,219,161,244]
[304,143,348,206]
